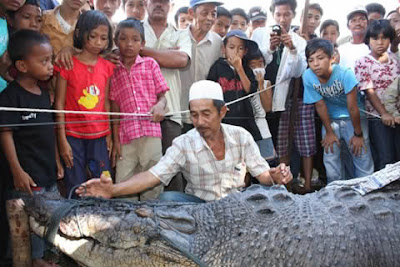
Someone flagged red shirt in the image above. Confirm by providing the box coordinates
[56,56,115,139]
[110,56,169,144]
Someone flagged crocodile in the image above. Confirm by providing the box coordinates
[21,162,400,267]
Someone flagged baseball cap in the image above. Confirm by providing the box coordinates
[224,29,259,52]
[347,5,368,21]
[248,6,267,22]
[189,80,224,102]
[189,0,224,8]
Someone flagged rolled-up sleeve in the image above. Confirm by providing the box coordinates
[243,132,270,177]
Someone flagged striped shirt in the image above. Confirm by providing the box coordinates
[150,124,270,201]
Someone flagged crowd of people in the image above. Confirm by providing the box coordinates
[0,0,400,265]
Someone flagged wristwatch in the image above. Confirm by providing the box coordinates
[354,131,363,137]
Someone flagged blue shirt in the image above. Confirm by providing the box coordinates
[0,18,8,92]
[303,64,362,119]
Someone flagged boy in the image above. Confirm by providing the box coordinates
[0,29,61,267]
[297,3,323,40]
[110,18,169,201]
[7,0,43,33]
[211,6,231,38]
[123,0,145,20]
[93,0,120,21]
[230,8,249,33]
[174,6,192,29]
[207,29,262,142]
[303,38,374,183]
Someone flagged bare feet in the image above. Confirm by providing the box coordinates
[32,259,60,267]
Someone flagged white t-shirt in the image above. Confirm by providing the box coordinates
[338,42,370,71]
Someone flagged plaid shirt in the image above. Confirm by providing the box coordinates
[110,56,169,144]
[150,124,270,201]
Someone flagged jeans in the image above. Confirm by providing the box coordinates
[7,183,59,259]
[322,118,374,184]
[369,119,399,171]
[158,191,206,203]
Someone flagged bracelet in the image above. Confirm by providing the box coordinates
[354,131,363,137]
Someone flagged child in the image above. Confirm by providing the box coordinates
[174,6,192,30]
[7,0,43,33]
[55,10,115,197]
[320,19,340,64]
[123,0,145,21]
[110,18,169,201]
[93,0,120,21]
[211,6,231,38]
[230,8,249,33]
[303,38,374,184]
[207,29,262,143]
[0,29,60,267]
[355,19,400,171]
[0,0,25,92]
[244,49,275,160]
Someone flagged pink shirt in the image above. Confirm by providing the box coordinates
[110,56,169,144]
[355,53,400,117]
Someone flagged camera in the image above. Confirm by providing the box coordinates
[272,24,281,36]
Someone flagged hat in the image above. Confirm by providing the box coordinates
[224,29,259,52]
[189,80,224,102]
[248,6,267,22]
[189,0,224,8]
[347,5,368,21]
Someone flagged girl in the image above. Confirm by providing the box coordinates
[55,10,115,197]
[244,49,275,160]
[355,19,400,171]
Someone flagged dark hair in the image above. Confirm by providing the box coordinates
[270,0,297,15]
[366,3,386,18]
[308,3,323,16]
[244,49,265,66]
[230,8,249,23]
[8,29,50,65]
[217,6,231,19]
[213,99,225,112]
[305,38,334,60]
[364,19,395,46]
[7,0,41,19]
[73,10,113,53]
[386,10,399,19]
[115,18,145,42]
[174,6,189,26]
[320,19,340,35]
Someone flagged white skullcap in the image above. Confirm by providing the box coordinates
[189,80,224,102]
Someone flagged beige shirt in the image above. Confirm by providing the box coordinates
[180,27,222,123]
[150,124,270,201]
[143,20,192,125]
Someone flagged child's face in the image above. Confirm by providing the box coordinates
[230,15,248,32]
[224,36,247,60]
[369,33,391,57]
[116,27,143,59]
[84,25,110,55]
[63,0,86,11]
[321,25,339,45]
[177,12,193,29]
[94,0,121,19]
[10,4,42,31]
[124,0,145,21]
[212,15,231,37]
[307,49,334,79]
[1,0,25,12]
[18,42,53,81]
[248,58,264,70]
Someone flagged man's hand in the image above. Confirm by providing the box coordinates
[269,163,292,184]
[76,173,113,198]
[227,52,243,71]
[59,138,74,168]
[269,32,281,51]
[321,132,340,153]
[104,50,120,66]
[381,113,396,127]
[55,47,75,70]
[350,136,365,157]
[280,27,295,50]
[13,169,37,195]
[150,102,165,122]
[111,139,122,168]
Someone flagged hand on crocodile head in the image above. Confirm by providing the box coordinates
[269,163,292,185]
[76,174,113,199]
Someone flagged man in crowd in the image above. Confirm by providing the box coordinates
[77,81,293,202]
[248,6,267,37]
